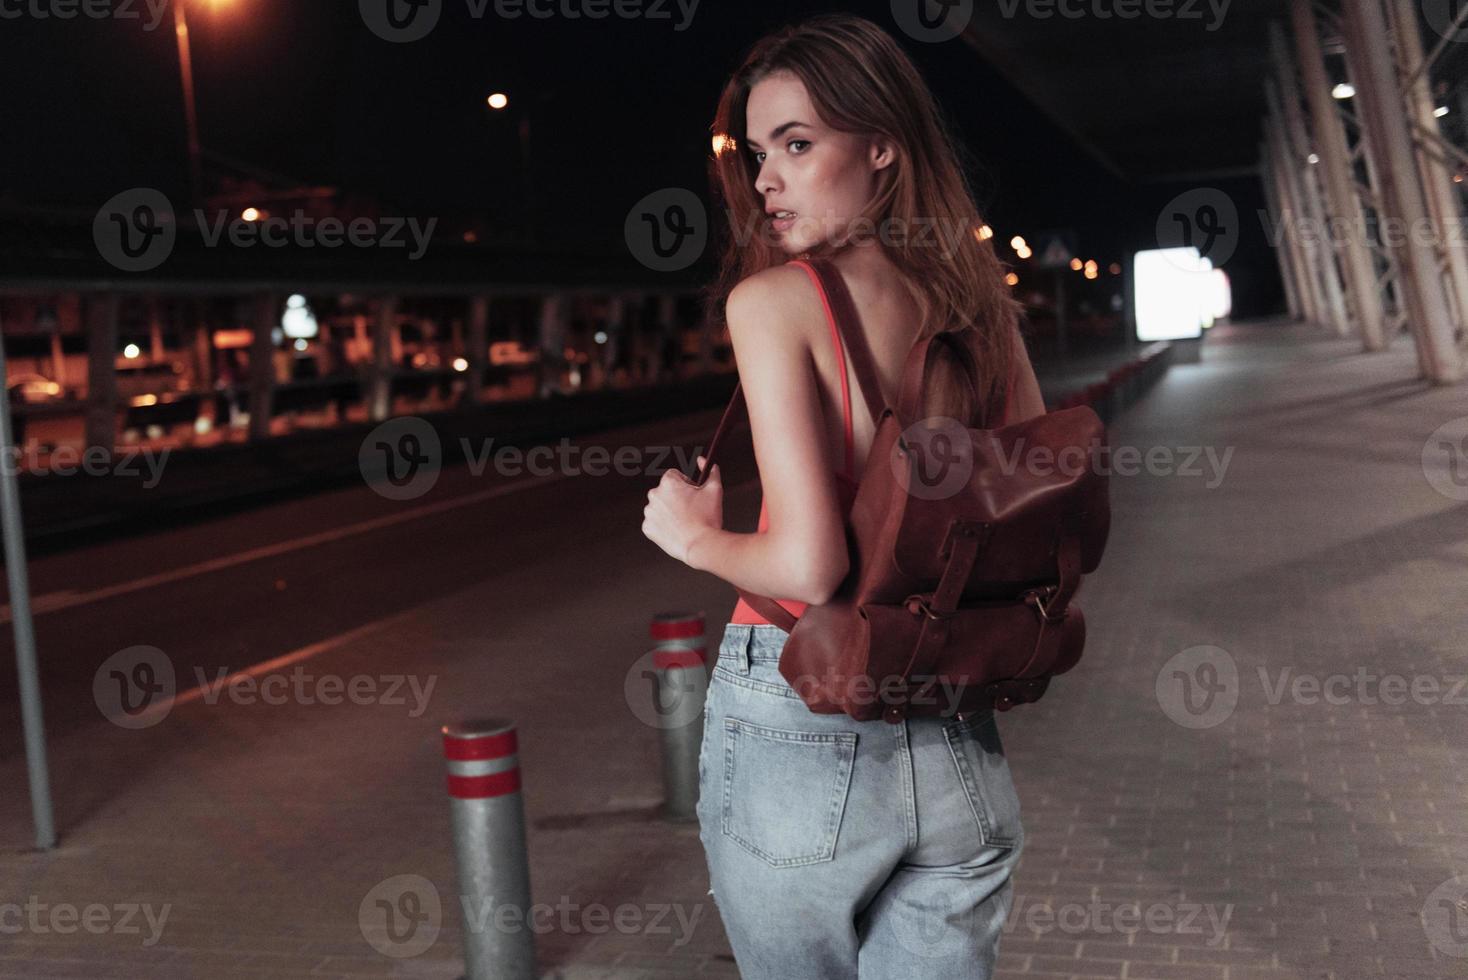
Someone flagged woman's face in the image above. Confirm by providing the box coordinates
[744,70,893,254]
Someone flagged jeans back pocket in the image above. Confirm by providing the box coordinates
[721,717,857,868]
[943,713,1023,850]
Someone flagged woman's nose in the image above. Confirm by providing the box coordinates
[754,160,781,197]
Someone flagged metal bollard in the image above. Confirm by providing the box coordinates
[443,719,537,980]
[649,611,709,823]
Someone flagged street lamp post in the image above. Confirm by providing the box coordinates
[487,92,545,244]
[173,0,204,207]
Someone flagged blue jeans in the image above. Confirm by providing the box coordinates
[696,623,1025,979]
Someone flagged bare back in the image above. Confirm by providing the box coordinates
[799,255,939,479]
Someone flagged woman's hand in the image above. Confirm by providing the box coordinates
[642,455,723,568]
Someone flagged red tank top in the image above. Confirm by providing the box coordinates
[730,259,860,625]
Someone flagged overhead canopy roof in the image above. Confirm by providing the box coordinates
[959,0,1283,183]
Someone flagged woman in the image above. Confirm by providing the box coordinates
[641,13,1047,978]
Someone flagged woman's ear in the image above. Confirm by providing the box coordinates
[868,139,897,173]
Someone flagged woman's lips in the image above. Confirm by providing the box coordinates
[770,211,797,233]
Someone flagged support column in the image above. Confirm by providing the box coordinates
[1342,0,1464,382]
[49,322,66,389]
[1290,0,1386,349]
[192,302,214,392]
[468,294,489,405]
[1265,76,1331,328]
[148,297,166,362]
[1270,21,1351,335]
[1259,138,1304,320]
[1263,111,1315,324]
[248,293,278,442]
[537,293,569,398]
[1390,0,1468,336]
[83,293,119,462]
[658,294,678,382]
[369,295,398,421]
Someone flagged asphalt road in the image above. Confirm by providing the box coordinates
[0,404,756,757]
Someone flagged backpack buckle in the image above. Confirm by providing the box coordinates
[904,595,952,620]
[1022,585,1067,623]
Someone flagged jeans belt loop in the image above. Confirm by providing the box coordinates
[736,627,753,675]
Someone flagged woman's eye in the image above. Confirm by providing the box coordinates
[751,139,810,164]
[789,139,810,153]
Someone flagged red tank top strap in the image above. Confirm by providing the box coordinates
[789,259,855,481]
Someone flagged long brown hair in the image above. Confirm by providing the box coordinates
[705,13,1024,425]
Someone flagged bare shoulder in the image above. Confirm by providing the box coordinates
[724,263,825,348]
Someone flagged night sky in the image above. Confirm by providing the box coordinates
[1,0,1280,314]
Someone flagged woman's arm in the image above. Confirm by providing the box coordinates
[1004,330,1047,425]
[686,265,850,604]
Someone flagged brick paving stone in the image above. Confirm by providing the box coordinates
[0,319,1464,979]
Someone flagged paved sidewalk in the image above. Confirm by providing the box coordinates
[2,316,1464,978]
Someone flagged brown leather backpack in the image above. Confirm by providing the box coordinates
[695,257,1111,723]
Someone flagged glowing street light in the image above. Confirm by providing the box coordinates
[487,92,509,110]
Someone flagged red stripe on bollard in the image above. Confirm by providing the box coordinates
[650,616,704,641]
[653,647,706,670]
[443,729,518,761]
[446,768,522,799]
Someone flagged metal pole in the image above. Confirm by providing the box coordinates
[1342,0,1465,382]
[0,315,56,850]
[1261,111,1314,323]
[648,611,708,823]
[1265,77,1331,328]
[247,293,277,443]
[1290,0,1387,349]
[1338,4,1434,373]
[369,295,397,421]
[83,293,119,464]
[1389,0,1468,333]
[173,0,203,208]
[467,295,489,406]
[442,720,537,980]
[1258,136,1304,320]
[1270,20,1352,336]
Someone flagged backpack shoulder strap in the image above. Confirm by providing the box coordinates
[798,258,886,428]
